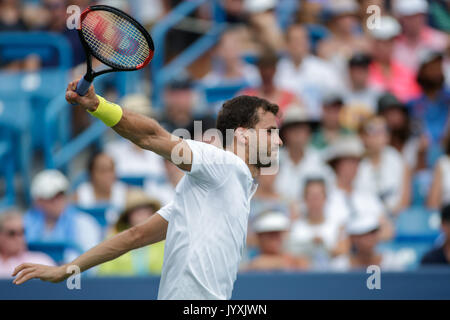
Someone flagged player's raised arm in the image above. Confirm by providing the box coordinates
[12,211,168,285]
[65,80,192,172]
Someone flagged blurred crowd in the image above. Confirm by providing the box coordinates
[1,0,450,278]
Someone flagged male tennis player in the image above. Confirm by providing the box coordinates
[12,80,282,300]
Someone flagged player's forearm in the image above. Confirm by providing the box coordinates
[66,226,142,273]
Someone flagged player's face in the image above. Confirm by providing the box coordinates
[253,109,282,169]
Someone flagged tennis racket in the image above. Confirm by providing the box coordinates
[75,5,155,96]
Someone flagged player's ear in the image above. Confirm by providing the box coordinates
[235,127,248,145]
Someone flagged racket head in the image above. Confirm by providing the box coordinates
[78,5,154,72]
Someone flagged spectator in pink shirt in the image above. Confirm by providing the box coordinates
[392,0,448,71]
[368,16,421,102]
[0,210,55,278]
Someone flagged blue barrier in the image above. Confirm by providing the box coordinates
[1,268,450,299]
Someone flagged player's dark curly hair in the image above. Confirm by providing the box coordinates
[216,95,279,148]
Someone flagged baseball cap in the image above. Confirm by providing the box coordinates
[322,91,344,107]
[346,214,380,235]
[31,169,69,200]
[166,74,195,90]
[348,52,372,67]
[252,211,290,233]
[377,93,407,114]
[368,16,401,40]
[244,0,276,14]
[326,0,359,17]
[393,0,428,17]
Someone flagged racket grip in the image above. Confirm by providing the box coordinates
[75,77,92,96]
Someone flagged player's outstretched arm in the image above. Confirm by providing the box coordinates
[65,79,192,171]
[12,212,168,285]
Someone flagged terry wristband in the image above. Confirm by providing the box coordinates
[88,95,123,127]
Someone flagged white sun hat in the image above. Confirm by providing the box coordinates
[31,169,69,200]
[346,213,380,235]
[393,0,428,17]
[252,211,290,233]
[369,16,401,40]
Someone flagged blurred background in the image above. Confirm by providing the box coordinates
[0,0,450,298]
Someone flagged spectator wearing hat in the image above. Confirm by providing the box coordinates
[0,210,56,278]
[317,0,371,75]
[407,51,450,169]
[274,23,344,120]
[240,48,300,116]
[367,16,421,102]
[392,0,448,71]
[354,116,411,215]
[427,129,450,210]
[286,178,349,270]
[244,211,309,271]
[377,93,427,172]
[325,136,394,240]
[341,53,381,124]
[160,75,216,139]
[105,94,166,179]
[98,190,164,276]
[311,92,353,151]
[421,204,450,265]
[202,28,261,88]
[275,106,335,202]
[331,212,411,271]
[24,170,102,260]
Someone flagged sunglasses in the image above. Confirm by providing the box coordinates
[1,228,25,238]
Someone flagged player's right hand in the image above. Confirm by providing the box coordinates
[12,263,68,285]
[65,79,100,112]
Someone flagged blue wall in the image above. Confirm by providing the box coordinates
[1,269,450,300]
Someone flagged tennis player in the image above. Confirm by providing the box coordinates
[12,80,282,300]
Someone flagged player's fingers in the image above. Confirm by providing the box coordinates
[14,270,38,285]
[12,267,35,284]
[11,263,34,277]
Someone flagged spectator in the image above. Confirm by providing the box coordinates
[286,178,349,270]
[275,106,335,202]
[240,48,300,116]
[274,23,344,120]
[160,76,216,138]
[421,204,450,265]
[144,159,184,206]
[0,0,26,31]
[367,16,421,102]
[244,211,309,271]
[331,212,411,271]
[310,92,353,151]
[341,52,381,128]
[202,28,261,87]
[318,0,370,74]
[244,0,286,53]
[407,50,450,168]
[325,136,394,240]
[392,0,448,71]
[377,93,428,172]
[0,210,56,278]
[98,190,164,276]
[24,170,102,258]
[74,151,134,224]
[355,116,412,215]
[427,130,450,210]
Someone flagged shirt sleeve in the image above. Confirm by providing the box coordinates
[157,201,174,222]
[183,139,230,187]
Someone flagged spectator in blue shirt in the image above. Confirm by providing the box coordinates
[407,51,450,168]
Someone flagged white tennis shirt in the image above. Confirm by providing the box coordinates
[156,139,258,300]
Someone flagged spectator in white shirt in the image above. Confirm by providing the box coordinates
[325,136,394,241]
[331,212,412,271]
[355,116,412,215]
[427,129,450,210]
[287,178,349,270]
[274,23,344,120]
[275,106,335,202]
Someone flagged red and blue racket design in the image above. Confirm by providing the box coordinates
[76,5,155,96]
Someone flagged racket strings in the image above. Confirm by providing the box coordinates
[82,10,150,69]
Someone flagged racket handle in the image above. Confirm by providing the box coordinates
[75,77,92,96]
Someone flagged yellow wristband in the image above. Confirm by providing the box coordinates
[88,95,123,127]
